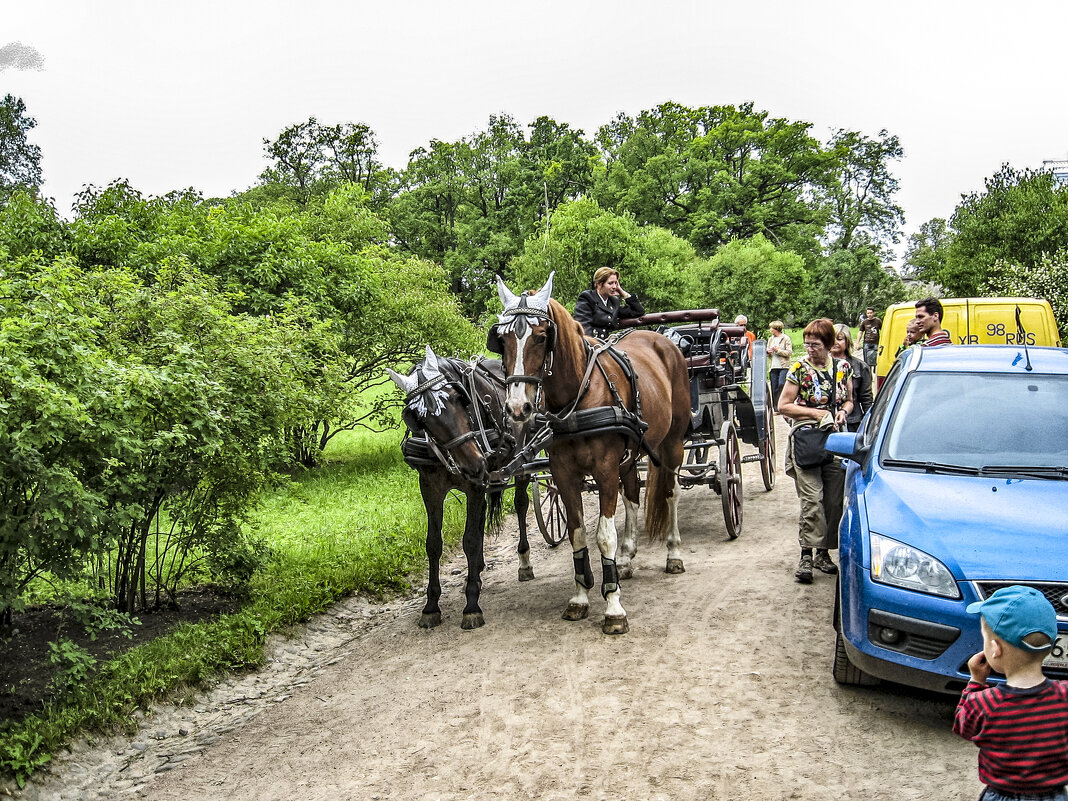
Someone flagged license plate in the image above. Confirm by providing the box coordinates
[1045,633,1068,670]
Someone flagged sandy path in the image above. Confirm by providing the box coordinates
[21,423,983,800]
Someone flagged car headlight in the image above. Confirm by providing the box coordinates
[869,533,960,599]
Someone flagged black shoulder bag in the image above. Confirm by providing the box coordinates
[791,362,837,468]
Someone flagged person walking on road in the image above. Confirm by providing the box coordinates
[778,318,854,584]
[856,307,882,370]
[832,324,872,432]
[767,320,793,411]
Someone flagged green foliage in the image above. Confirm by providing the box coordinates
[594,101,839,261]
[902,217,951,280]
[935,166,1068,295]
[820,129,904,251]
[807,244,906,324]
[259,117,387,205]
[388,114,598,316]
[983,250,1068,341]
[46,639,96,690]
[0,191,67,259]
[678,235,809,330]
[0,95,43,197]
[508,198,699,313]
[65,181,477,460]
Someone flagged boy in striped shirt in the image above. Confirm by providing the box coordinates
[955,586,1068,801]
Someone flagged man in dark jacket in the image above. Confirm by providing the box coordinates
[573,267,645,338]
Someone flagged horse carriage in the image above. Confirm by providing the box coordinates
[390,273,775,634]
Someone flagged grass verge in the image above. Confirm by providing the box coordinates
[0,427,468,789]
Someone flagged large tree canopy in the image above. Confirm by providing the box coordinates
[593,102,840,261]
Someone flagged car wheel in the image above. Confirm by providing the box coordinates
[833,630,879,686]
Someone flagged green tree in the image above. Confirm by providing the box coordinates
[0,95,42,197]
[936,165,1068,295]
[258,117,387,206]
[389,115,600,316]
[983,251,1068,341]
[508,198,698,314]
[807,244,906,325]
[678,235,809,330]
[902,217,951,281]
[594,102,838,260]
[0,191,67,259]
[68,181,478,460]
[820,129,904,251]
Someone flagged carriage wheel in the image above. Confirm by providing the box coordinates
[532,474,568,547]
[718,421,743,539]
[684,436,710,475]
[759,401,776,491]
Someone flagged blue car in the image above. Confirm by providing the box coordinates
[826,344,1068,694]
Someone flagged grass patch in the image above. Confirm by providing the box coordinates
[0,427,470,788]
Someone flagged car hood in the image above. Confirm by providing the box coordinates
[862,469,1067,581]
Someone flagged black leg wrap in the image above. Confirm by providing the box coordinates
[573,547,594,590]
[601,557,619,600]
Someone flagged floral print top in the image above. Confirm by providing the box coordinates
[785,358,852,411]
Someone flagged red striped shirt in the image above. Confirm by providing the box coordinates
[954,679,1068,793]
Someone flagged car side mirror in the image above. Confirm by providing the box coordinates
[825,431,861,459]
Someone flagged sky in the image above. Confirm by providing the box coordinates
[4,0,1067,265]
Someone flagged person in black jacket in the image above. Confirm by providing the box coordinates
[572,267,645,338]
[832,324,873,432]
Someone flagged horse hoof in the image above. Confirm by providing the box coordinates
[419,612,442,629]
[618,563,634,580]
[518,566,535,582]
[665,559,686,575]
[461,612,485,630]
[602,614,629,635]
[562,603,589,621]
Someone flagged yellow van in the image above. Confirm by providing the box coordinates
[875,297,1061,385]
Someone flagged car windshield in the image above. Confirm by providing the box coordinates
[883,371,1068,471]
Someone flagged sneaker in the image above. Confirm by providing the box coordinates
[794,554,813,584]
[813,551,838,574]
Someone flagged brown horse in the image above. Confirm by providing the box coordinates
[488,273,691,634]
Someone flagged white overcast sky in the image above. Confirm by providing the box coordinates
[5,0,1067,264]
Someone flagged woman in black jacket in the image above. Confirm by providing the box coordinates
[572,267,645,338]
[832,324,873,432]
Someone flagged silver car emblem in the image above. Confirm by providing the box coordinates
[1060,593,1068,609]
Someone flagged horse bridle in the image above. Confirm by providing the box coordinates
[401,358,510,476]
[489,305,559,410]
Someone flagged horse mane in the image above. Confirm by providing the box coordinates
[547,298,589,356]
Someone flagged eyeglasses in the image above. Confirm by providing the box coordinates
[803,341,825,349]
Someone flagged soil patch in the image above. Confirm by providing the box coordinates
[0,589,240,725]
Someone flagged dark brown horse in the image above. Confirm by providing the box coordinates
[389,347,532,629]
[488,273,691,634]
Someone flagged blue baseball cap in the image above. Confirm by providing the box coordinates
[966,586,1058,652]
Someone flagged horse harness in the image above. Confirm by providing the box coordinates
[400,357,514,478]
[488,303,657,468]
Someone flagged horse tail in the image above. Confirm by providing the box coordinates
[644,461,672,541]
[486,488,505,538]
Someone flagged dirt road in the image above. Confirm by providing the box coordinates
[23,423,983,800]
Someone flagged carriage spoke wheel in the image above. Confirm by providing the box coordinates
[718,421,743,539]
[532,474,567,547]
[759,399,776,491]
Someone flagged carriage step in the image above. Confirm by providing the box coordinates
[741,454,764,463]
